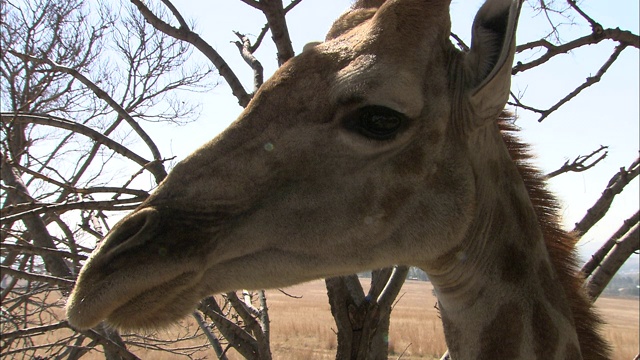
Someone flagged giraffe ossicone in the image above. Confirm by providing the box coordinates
[66,1,610,358]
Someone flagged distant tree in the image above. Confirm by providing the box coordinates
[1,0,214,358]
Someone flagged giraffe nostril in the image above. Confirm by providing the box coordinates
[99,207,160,260]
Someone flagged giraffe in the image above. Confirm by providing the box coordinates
[66,0,610,358]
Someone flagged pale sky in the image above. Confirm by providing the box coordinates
[143,0,639,265]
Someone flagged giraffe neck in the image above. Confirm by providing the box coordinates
[422,131,583,359]
[428,212,582,359]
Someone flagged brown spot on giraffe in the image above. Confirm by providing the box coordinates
[564,342,583,360]
[499,243,529,284]
[391,143,426,176]
[509,189,540,248]
[532,300,560,358]
[538,262,574,321]
[479,301,523,359]
[440,311,462,355]
[380,185,413,219]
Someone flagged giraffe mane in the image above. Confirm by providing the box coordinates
[498,113,611,359]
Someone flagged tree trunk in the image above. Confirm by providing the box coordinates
[0,155,72,280]
[587,225,639,300]
[326,266,409,360]
[582,211,639,277]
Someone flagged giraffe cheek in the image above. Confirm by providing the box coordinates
[376,186,413,227]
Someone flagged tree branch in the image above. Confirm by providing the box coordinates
[226,291,271,358]
[1,242,88,261]
[546,145,608,179]
[573,155,640,237]
[245,2,301,54]
[1,197,144,223]
[239,0,264,11]
[197,296,260,360]
[257,289,270,353]
[0,265,75,287]
[233,32,264,92]
[77,327,140,360]
[369,268,393,300]
[1,154,72,280]
[11,161,149,198]
[581,210,639,277]
[276,288,303,298]
[566,0,602,34]
[8,50,166,180]
[450,32,469,52]
[1,321,70,342]
[512,44,628,122]
[283,0,303,13]
[159,0,189,29]
[1,112,167,182]
[377,265,409,309]
[586,225,639,300]
[259,0,295,65]
[514,28,639,74]
[130,0,251,107]
[192,311,229,360]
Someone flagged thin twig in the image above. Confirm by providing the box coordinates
[1,197,144,223]
[546,145,608,178]
[396,343,412,359]
[573,155,640,237]
[566,0,601,33]
[539,44,627,122]
[1,243,88,261]
[511,44,629,122]
[233,31,264,92]
[159,0,189,29]
[1,321,70,341]
[277,288,303,299]
[0,265,75,287]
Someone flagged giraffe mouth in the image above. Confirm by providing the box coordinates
[66,259,206,331]
[103,271,204,330]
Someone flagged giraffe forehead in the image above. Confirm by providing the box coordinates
[330,54,425,118]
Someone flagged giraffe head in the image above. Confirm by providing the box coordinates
[67,0,521,330]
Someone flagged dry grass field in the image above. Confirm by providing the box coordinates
[5,279,638,359]
[262,279,639,360]
[264,279,448,360]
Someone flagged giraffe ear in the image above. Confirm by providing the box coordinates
[465,0,522,121]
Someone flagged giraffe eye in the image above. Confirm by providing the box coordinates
[344,105,406,140]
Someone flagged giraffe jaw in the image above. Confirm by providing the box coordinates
[104,272,205,330]
[66,260,207,331]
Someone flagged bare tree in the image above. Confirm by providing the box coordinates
[1,0,214,358]
[511,0,639,122]
[510,0,639,305]
[325,266,409,360]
